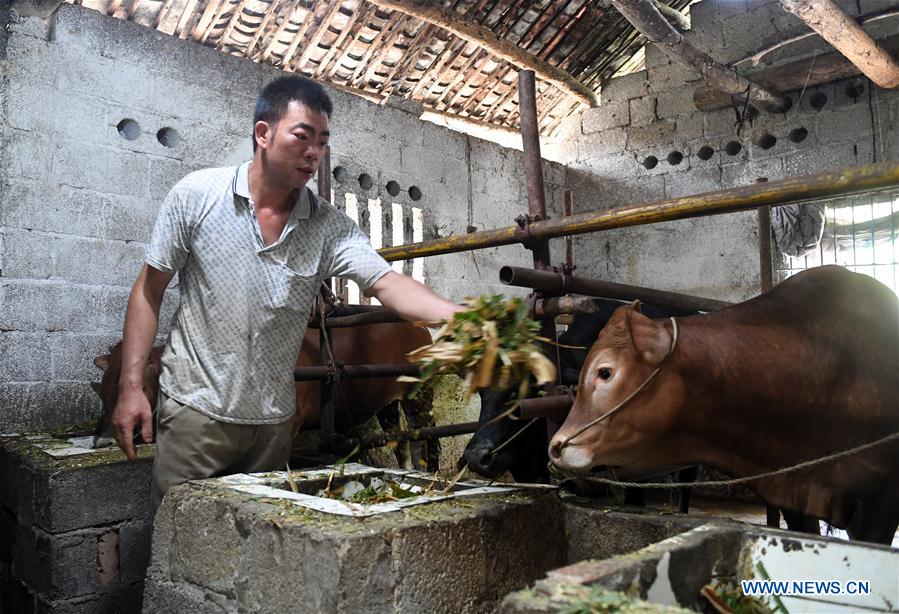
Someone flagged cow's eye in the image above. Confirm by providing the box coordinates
[597,367,612,380]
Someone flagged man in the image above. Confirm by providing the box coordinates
[112,76,460,508]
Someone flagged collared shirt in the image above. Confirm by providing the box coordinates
[145,162,392,424]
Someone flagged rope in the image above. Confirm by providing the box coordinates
[551,431,899,490]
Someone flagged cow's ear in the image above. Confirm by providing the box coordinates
[629,311,671,366]
[631,299,642,314]
[94,354,110,372]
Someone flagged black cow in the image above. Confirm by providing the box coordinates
[461,299,697,483]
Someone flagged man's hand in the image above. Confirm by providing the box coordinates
[112,388,153,461]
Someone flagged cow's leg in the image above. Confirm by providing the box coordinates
[376,400,410,469]
[402,385,440,473]
[677,466,698,514]
[782,510,821,535]
[845,500,899,545]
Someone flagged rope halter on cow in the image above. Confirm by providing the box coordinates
[558,317,679,450]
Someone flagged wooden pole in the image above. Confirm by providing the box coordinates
[779,0,899,89]
[609,0,792,112]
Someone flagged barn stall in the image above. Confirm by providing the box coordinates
[1,0,899,611]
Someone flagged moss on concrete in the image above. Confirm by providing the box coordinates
[1,434,152,472]
[506,583,692,613]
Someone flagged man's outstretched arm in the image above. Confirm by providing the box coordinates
[114,264,174,460]
[368,271,462,323]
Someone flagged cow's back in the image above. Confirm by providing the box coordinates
[688,266,899,530]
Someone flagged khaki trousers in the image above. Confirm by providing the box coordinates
[151,392,293,510]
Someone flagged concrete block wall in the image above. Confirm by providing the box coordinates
[0,436,154,613]
[0,3,565,433]
[544,0,899,303]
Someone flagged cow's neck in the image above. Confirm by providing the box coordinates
[661,312,821,513]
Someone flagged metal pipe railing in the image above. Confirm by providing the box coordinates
[345,421,480,449]
[294,364,420,381]
[501,266,732,312]
[377,161,899,262]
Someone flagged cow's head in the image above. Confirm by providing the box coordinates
[549,302,682,472]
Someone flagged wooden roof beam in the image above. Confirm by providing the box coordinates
[610,0,792,113]
[779,0,899,89]
[361,0,598,106]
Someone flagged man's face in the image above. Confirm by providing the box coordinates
[257,100,330,189]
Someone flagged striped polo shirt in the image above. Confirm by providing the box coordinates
[146,162,392,424]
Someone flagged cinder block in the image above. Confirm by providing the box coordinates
[599,72,649,103]
[581,100,629,134]
[1,129,54,181]
[0,228,53,279]
[721,157,785,188]
[656,88,697,120]
[628,96,655,127]
[664,167,722,198]
[675,112,704,140]
[0,333,51,382]
[14,526,100,599]
[0,383,101,434]
[626,120,676,151]
[52,142,148,198]
[141,578,230,614]
[6,83,107,144]
[783,143,858,175]
[48,333,122,382]
[51,236,145,287]
[814,107,874,145]
[704,107,741,138]
[0,282,129,333]
[146,156,185,202]
[577,127,627,159]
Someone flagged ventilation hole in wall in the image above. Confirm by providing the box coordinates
[667,151,683,165]
[642,155,658,170]
[845,78,865,100]
[789,127,808,143]
[117,119,140,141]
[757,133,777,150]
[697,145,715,161]
[408,185,422,201]
[386,180,401,197]
[810,92,828,111]
[156,127,180,148]
[724,141,742,156]
[358,173,373,190]
[332,166,348,183]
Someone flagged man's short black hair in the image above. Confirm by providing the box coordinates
[253,76,333,151]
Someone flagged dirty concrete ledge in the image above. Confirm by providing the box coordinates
[144,475,566,614]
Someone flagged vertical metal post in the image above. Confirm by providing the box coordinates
[318,145,336,448]
[756,177,773,293]
[519,70,560,438]
[317,145,332,203]
[519,71,552,271]
[563,190,574,270]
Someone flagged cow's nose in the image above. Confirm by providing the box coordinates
[548,438,563,462]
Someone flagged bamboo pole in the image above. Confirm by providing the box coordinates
[376,161,899,262]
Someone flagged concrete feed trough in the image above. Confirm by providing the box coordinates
[143,464,566,613]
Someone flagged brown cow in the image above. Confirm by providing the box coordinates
[94,322,434,466]
[549,265,899,544]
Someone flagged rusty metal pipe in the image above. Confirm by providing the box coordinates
[516,394,573,421]
[501,266,732,312]
[308,311,407,329]
[532,295,599,319]
[377,162,899,263]
[294,364,420,381]
[317,145,331,202]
